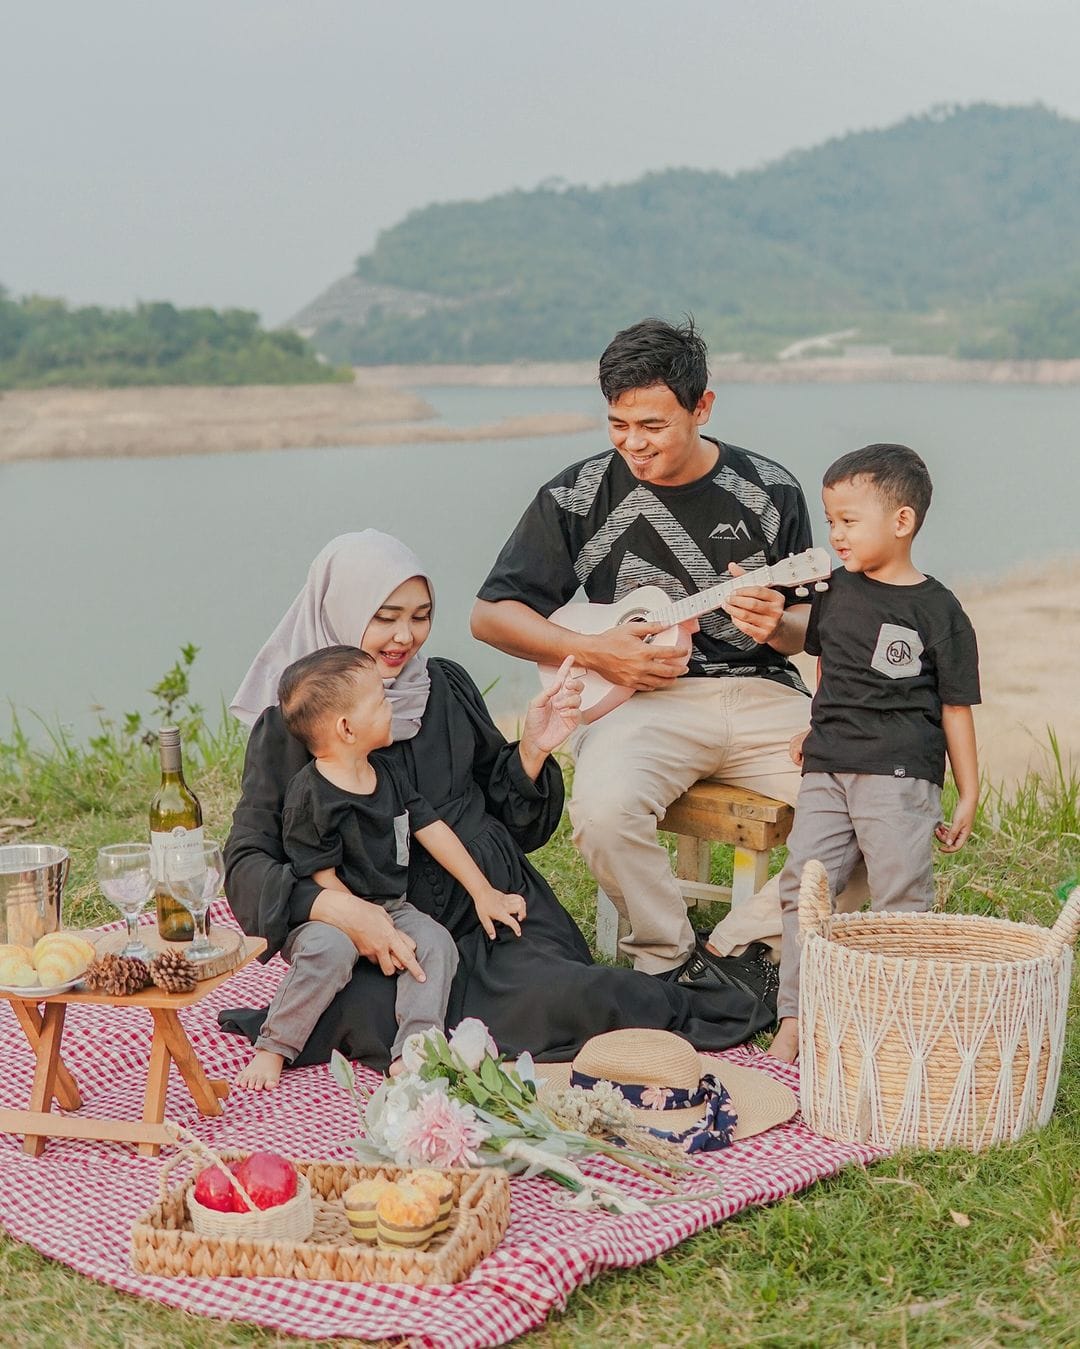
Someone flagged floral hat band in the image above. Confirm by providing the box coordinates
[571,1069,714,1112]
[571,1068,738,1152]
[540,1028,799,1148]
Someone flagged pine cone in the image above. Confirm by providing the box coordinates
[84,953,151,996]
[148,949,197,994]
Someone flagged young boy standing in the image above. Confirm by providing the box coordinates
[236,645,531,1089]
[770,443,980,1062]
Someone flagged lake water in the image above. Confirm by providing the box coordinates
[1,381,1076,742]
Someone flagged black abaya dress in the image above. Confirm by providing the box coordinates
[221,657,775,1070]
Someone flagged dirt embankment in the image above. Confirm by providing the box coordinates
[352,357,1080,388]
[0,384,597,462]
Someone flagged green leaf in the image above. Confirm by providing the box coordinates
[480,1057,503,1092]
[329,1050,355,1094]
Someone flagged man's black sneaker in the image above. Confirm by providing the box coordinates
[680,939,779,1005]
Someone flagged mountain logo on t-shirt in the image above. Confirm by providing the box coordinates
[709,519,752,541]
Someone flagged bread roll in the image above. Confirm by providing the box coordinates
[0,954,40,987]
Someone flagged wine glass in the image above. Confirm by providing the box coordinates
[96,843,154,959]
[163,839,225,962]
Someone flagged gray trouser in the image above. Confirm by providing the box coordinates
[777,772,943,1019]
[256,899,459,1064]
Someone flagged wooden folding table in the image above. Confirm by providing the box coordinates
[0,934,265,1157]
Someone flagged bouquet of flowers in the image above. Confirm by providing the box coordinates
[331,1020,715,1214]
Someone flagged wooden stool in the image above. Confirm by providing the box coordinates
[595,782,795,960]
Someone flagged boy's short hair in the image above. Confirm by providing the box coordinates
[599,316,709,412]
[823,443,934,534]
[278,645,377,753]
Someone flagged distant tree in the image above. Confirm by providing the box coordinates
[0,289,351,389]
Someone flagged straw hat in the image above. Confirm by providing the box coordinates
[539,1028,796,1142]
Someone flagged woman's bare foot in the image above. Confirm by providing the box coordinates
[768,1017,800,1063]
[387,1057,405,1078]
[236,1049,285,1090]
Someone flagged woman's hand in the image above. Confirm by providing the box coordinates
[519,655,584,777]
[309,888,426,981]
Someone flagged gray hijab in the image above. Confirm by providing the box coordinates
[229,531,432,739]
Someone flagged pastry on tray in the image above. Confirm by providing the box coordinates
[409,1170,454,1233]
[375,1182,440,1251]
[342,1177,392,1244]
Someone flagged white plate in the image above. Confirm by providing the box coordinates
[0,977,85,998]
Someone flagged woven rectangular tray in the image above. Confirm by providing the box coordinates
[131,1159,511,1284]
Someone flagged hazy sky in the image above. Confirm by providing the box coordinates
[5,1,1079,326]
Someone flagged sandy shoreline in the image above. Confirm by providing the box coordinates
[354,356,1080,388]
[5,354,1079,463]
[0,384,597,463]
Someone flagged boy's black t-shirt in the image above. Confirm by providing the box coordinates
[802,568,981,786]
[477,438,814,691]
[281,760,441,903]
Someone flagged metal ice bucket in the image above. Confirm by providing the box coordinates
[0,845,70,946]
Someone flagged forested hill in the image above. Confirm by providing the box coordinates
[301,104,1080,363]
[0,294,349,389]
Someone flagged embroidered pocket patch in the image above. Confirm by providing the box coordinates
[393,814,411,865]
[870,624,924,680]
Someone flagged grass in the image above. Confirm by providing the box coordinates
[1,710,1079,1348]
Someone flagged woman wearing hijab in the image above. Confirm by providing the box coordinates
[221,530,777,1071]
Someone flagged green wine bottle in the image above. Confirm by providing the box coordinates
[150,727,203,942]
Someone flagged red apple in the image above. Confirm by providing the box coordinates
[231,1151,297,1211]
[193,1163,239,1213]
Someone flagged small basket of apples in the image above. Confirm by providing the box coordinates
[165,1130,314,1243]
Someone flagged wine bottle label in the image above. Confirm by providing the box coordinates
[150,825,205,882]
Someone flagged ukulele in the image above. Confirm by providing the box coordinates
[537,547,832,723]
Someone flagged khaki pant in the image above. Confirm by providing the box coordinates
[569,676,868,973]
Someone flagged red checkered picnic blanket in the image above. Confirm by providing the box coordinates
[0,903,885,1348]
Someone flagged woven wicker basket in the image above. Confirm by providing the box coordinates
[797,861,1080,1152]
[180,1150,315,1242]
[131,1159,511,1284]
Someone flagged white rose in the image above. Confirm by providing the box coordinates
[448,1017,498,1071]
[513,1051,537,1087]
[400,1031,428,1075]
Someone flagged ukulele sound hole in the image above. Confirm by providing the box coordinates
[616,609,656,643]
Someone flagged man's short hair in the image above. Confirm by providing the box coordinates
[598,316,709,412]
[823,443,934,534]
[278,645,377,753]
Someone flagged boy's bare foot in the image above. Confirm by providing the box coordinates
[236,1049,285,1090]
[387,1058,405,1078]
[768,1018,800,1063]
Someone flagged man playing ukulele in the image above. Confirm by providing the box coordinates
[473,317,862,979]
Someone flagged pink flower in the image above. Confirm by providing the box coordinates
[640,1085,672,1111]
[396,1091,489,1169]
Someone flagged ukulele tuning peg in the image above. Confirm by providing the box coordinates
[795,585,810,597]
[814,580,829,592]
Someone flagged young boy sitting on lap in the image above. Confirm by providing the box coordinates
[236,645,528,1089]
[770,443,980,1063]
